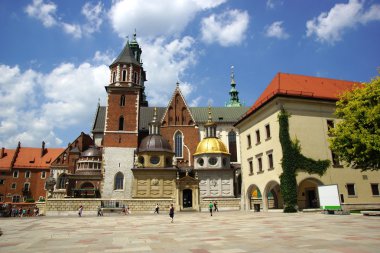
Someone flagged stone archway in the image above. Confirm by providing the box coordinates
[263,181,283,211]
[297,178,323,209]
[247,184,262,211]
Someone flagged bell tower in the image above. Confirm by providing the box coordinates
[103,32,148,148]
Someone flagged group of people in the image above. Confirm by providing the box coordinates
[10,206,39,217]
[209,201,218,216]
[154,203,174,223]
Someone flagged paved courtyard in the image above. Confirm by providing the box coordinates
[1,211,380,253]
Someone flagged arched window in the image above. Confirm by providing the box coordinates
[122,70,126,81]
[228,130,237,162]
[133,72,138,84]
[57,173,68,189]
[118,116,124,130]
[175,131,183,158]
[120,95,125,106]
[114,172,124,190]
[112,71,116,83]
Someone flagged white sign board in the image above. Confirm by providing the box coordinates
[317,185,341,210]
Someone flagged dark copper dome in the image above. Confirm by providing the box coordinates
[81,146,101,157]
[139,135,173,153]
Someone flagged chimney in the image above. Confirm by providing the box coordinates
[0,147,4,159]
[41,141,45,157]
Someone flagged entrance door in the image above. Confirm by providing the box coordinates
[183,189,192,208]
[306,189,317,208]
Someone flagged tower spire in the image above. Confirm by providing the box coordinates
[226,66,242,107]
[205,105,216,138]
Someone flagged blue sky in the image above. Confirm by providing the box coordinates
[0,0,379,148]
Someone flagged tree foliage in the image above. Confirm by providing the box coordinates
[329,75,380,171]
[278,109,330,212]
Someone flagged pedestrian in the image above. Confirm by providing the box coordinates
[214,201,218,212]
[209,201,213,216]
[78,205,83,217]
[154,203,159,214]
[169,204,174,223]
[121,205,126,215]
[97,206,103,216]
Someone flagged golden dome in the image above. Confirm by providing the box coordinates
[194,138,230,156]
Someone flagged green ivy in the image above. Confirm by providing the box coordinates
[278,109,330,212]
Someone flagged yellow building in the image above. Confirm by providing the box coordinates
[235,73,380,212]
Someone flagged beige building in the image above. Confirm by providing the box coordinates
[235,73,380,212]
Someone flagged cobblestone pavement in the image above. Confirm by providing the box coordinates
[1,211,380,253]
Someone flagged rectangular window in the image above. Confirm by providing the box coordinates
[12,195,21,203]
[257,157,263,172]
[0,179,4,185]
[247,135,251,148]
[24,183,30,192]
[347,183,356,196]
[41,171,46,179]
[13,170,19,178]
[331,151,341,167]
[0,196,3,202]
[248,160,253,175]
[327,120,334,131]
[265,124,271,139]
[255,130,261,144]
[25,170,31,178]
[11,183,16,189]
[371,184,379,196]
[268,153,274,169]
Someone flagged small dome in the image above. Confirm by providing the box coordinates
[194,138,230,155]
[139,135,173,153]
[81,146,101,157]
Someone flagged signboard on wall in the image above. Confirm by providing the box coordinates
[317,184,341,210]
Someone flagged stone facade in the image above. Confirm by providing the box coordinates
[198,170,235,198]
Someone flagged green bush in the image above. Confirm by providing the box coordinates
[25,198,35,203]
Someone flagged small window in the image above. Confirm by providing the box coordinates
[331,151,341,167]
[268,153,274,169]
[112,71,116,83]
[120,95,126,106]
[265,124,271,139]
[0,179,4,185]
[255,130,261,144]
[13,170,19,178]
[347,183,356,196]
[12,195,21,203]
[209,157,217,166]
[133,72,138,84]
[24,183,30,192]
[11,183,16,189]
[371,184,379,196]
[122,70,127,81]
[249,160,253,175]
[150,156,160,165]
[257,157,263,172]
[41,171,46,179]
[222,158,227,166]
[0,195,3,202]
[25,170,31,178]
[198,158,204,166]
[118,116,124,131]
[327,120,334,131]
[114,172,124,190]
[247,135,252,148]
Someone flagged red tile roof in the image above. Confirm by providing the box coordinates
[0,149,15,171]
[238,73,359,124]
[13,147,64,169]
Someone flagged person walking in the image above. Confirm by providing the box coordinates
[209,201,213,216]
[78,205,83,217]
[169,204,174,223]
[154,203,159,214]
[214,201,218,212]
[97,206,103,216]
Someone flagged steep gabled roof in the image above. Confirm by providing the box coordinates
[0,148,16,171]
[92,105,106,133]
[110,41,140,66]
[236,73,358,125]
[13,147,64,169]
[160,84,196,125]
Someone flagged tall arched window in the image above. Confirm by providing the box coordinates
[122,70,126,81]
[112,72,116,83]
[175,131,183,158]
[118,116,124,130]
[228,130,237,162]
[57,173,68,189]
[114,172,124,190]
[120,95,125,106]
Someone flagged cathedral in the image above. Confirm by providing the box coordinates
[49,33,248,212]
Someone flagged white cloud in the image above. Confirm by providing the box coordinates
[108,0,226,38]
[265,21,289,39]
[25,0,57,27]
[200,9,249,47]
[25,0,104,39]
[306,0,380,44]
[140,36,197,106]
[266,0,283,9]
[0,63,108,148]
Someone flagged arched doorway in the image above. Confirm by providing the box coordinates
[264,181,283,210]
[79,182,95,198]
[248,184,262,212]
[298,178,323,209]
[183,189,192,208]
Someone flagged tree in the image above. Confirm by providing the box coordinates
[329,75,380,171]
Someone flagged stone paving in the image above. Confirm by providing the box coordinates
[1,211,380,253]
